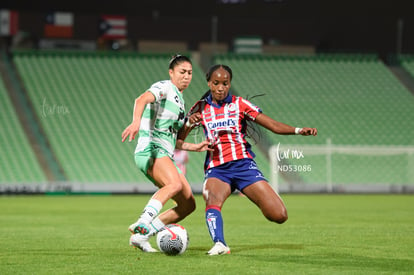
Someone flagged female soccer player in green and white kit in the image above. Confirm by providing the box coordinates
[121,55,211,252]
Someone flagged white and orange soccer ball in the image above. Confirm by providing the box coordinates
[156,223,189,255]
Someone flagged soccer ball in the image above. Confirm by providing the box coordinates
[156,223,189,255]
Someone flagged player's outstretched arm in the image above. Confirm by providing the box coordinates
[255,113,317,136]
[121,91,155,142]
[176,140,212,152]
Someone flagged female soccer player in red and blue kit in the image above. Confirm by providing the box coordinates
[177,64,318,255]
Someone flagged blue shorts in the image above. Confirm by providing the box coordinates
[204,158,267,192]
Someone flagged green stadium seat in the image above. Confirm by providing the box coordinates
[399,54,414,78]
[13,51,208,185]
[0,75,47,183]
[213,54,414,186]
[9,51,414,189]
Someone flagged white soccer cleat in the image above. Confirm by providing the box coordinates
[207,242,231,255]
[128,221,150,235]
[129,233,158,253]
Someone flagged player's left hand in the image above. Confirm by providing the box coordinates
[194,140,214,152]
[300,127,318,136]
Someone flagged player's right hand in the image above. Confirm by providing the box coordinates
[121,122,140,142]
[188,112,203,125]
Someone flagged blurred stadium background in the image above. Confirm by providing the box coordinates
[0,0,413,194]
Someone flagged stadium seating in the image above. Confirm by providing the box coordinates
[0,72,47,183]
[399,55,414,78]
[213,54,414,186]
[12,51,208,184]
[5,51,414,189]
[214,54,413,146]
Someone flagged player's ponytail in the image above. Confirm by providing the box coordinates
[200,90,210,100]
[244,94,266,145]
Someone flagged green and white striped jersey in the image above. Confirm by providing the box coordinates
[134,80,186,157]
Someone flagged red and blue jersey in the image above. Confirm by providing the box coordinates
[187,93,262,170]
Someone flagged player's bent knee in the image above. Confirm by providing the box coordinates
[181,205,196,220]
[265,209,288,224]
[275,213,288,224]
[168,182,184,196]
[184,197,196,214]
[176,196,196,217]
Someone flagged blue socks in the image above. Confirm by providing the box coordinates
[205,206,227,246]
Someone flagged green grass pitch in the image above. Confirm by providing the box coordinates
[0,194,413,274]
